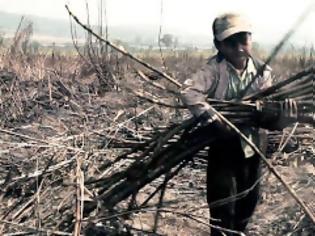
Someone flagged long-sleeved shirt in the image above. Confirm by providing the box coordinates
[180,54,273,158]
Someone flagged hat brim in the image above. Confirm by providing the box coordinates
[216,26,252,41]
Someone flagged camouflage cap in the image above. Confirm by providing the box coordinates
[212,13,252,41]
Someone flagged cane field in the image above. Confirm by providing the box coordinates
[0,12,314,236]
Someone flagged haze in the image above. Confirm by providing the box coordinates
[0,0,314,46]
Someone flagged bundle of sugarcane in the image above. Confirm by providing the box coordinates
[83,67,314,211]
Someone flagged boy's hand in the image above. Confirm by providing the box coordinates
[257,99,298,130]
[281,98,298,120]
[199,112,234,139]
[208,115,235,139]
[276,98,298,129]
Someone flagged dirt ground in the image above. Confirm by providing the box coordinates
[0,50,314,235]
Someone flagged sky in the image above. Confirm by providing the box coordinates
[0,0,314,45]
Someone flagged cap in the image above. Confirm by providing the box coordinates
[212,13,252,41]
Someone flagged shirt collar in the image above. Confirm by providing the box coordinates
[224,57,257,81]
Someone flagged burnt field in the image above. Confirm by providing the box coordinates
[0,29,314,236]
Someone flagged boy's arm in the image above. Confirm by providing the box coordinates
[180,64,218,122]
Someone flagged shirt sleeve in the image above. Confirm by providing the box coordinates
[180,64,217,119]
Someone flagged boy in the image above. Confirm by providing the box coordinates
[180,13,295,235]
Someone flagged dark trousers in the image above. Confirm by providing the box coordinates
[207,137,261,235]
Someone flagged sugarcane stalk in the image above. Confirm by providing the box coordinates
[267,81,313,100]
[134,90,184,108]
[98,135,216,208]
[288,74,313,87]
[240,5,313,100]
[96,124,175,172]
[293,94,313,101]
[140,160,189,207]
[244,66,314,100]
[89,119,197,188]
[280,87,312,100]
[95,122,202,202]
[266,74,313,98]
[136,69,178,95]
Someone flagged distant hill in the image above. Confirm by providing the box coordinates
[0,11,311,50]
[0,11,79,39]
[0,11,160,44]
[0,11,213,47]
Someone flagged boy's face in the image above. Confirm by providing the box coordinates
[216,32,252,67]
